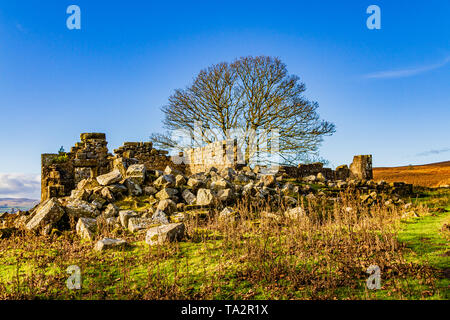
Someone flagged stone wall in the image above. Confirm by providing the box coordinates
[350,155,373,180]
[41,133,182,202]
[113,142,184,173]
[181,139,244,174]
[41,132,374,201]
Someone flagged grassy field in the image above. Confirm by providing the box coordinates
[0,188,448,300]
[374,161,450,188]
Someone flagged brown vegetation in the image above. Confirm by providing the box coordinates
[373,161,450,188]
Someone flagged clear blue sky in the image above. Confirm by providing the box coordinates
[0,0,449,198]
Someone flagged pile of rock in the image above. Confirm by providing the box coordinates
[1,163,415,250]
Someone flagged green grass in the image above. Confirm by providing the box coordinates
[1,189,449,300]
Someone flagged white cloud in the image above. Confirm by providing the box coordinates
[0,173,40,199]
[364,56,450,79]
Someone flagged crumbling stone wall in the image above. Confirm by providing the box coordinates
[181,139,244,174]
[350,155,373,180]
[41,133,185,202]
[113,142,184,173]
[41,132,374,202]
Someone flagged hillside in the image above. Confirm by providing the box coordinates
[373,161,450,187]
[0,198,39,210]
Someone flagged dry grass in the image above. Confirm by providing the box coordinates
[373,161,450,187]
[1,190,446,300]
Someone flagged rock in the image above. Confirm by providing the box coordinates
[242,182,254,195]
[284,196,297,206]
[285,207,305,220]
[101,187,115,202]
[96,170,122,186]
[76,217,97,241]
[143,186,158,196]
[145,223,185,246]
[157,199,177,214]
[304,175,317,183]
[108,184,128,194]
[25,198,65,233]
[220,167,236,180]
[261,174,276,187]
[336,181,347,189]
[196,188,214,206]
[210,178,231,190]
[128,217,154,232]
[350,155,373,180]
[182,189,196,205]
[163,166,180,176]
[281,183,293,194]
[153,175,175,189]
[234,174,250,183]
[155,188,178,200]
[70,189,90,201]
[94,238,128,251]
[175,175,186,187]
[103,203,119,218]
[187,178,203,189]
[77,178,100,191]
[217,188,234,202]
[126,164,146,185]
[316,172,326,182]
[152,209,169,224]
[403,202,413,210]
[65,199,100,218]
[119,210,139,229]
[219,207,236,221]
[124,179,142,196]
[305,193,316,200]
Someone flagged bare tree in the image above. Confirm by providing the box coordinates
[151,56,335,165]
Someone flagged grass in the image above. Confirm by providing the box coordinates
[0,189,449,300]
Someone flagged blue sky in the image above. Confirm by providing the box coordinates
[0,0,449,198]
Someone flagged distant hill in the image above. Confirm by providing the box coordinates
[0,198,39,211]
[373,161,450,187]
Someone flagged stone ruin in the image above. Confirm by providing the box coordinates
[41,133,184,202]
[41,133,375,203]
[0,132,415,249]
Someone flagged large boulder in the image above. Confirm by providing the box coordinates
[94,238,128,252]
[76,217,97,241]
[196,188,214,206]
[126,164,146,185]
[25,198,65,233]
[96,170,122,186]
[65,199,100,218]
[145,223,185,246]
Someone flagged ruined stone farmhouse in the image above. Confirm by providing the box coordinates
[41,133,373,202]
